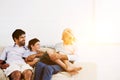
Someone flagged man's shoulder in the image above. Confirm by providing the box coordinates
[3,45,28,51]
[23,46,29,50]
[3,46,13,50]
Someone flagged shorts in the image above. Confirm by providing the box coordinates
[3,63,33,76]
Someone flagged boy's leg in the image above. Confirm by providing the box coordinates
[42,65,63,80]
[54,59,67,70]
[54,59,81,72]
[63,60,82,72]
[34,62,47,80]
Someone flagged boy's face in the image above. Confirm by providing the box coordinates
[33,42,40,51]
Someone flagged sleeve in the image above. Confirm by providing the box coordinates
[22,50,31,58]
[0,48,8,60]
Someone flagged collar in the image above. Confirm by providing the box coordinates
[13,43,28,50]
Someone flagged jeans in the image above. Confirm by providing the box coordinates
[34,62,63,80]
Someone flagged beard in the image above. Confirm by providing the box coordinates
[19,41,25,46]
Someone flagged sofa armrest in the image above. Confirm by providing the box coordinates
[0,68,8,80]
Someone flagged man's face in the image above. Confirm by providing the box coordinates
[15,34,26,46]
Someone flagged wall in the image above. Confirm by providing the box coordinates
[0,0,94,46]
[95,0,120,43]
[95,0,120,80]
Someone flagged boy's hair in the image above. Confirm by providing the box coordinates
[28,38,40,51]
[12,29,25,41]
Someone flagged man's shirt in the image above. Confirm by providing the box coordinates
[0,44,28,64]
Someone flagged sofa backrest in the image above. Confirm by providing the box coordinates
[0,47,4,55]
[0,46,54,56]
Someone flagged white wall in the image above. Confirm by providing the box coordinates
[95,0,120,80]
[95,0,120,43]
[0,0,94,46]
[0,0,120,80]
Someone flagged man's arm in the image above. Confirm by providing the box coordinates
[0,60,9,69]
[25,58,39,67]
[26,51,44,61]
[0,47,10,69]
[24,54,39,67]
[25,54,36,62]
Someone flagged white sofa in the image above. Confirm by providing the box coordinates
[0,47,97,80]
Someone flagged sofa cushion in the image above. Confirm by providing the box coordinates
[0,47,97,80]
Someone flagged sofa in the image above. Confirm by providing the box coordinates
[0,47,97,80]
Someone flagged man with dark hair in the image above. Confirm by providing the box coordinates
[0,29,33,80]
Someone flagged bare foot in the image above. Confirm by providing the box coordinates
[68,71,79,75]
[74,67,82,71]
[66,66,82,72]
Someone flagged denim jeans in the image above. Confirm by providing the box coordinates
[34,62,63,80]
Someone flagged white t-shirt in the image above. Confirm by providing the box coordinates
[55,42,80,61]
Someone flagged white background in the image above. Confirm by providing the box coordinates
[0,0,94,46]
[0,0,120,80]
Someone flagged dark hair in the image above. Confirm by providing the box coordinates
[28,38,40,51]
[12,29,25,41]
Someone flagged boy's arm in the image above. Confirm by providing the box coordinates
[35,51,44,57]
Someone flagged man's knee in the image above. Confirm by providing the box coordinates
[22,69,33,80]
[23,69,32,76]
[10,70,21,80]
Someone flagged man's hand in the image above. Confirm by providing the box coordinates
[27,54,36,61]
[1,63,9,69]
